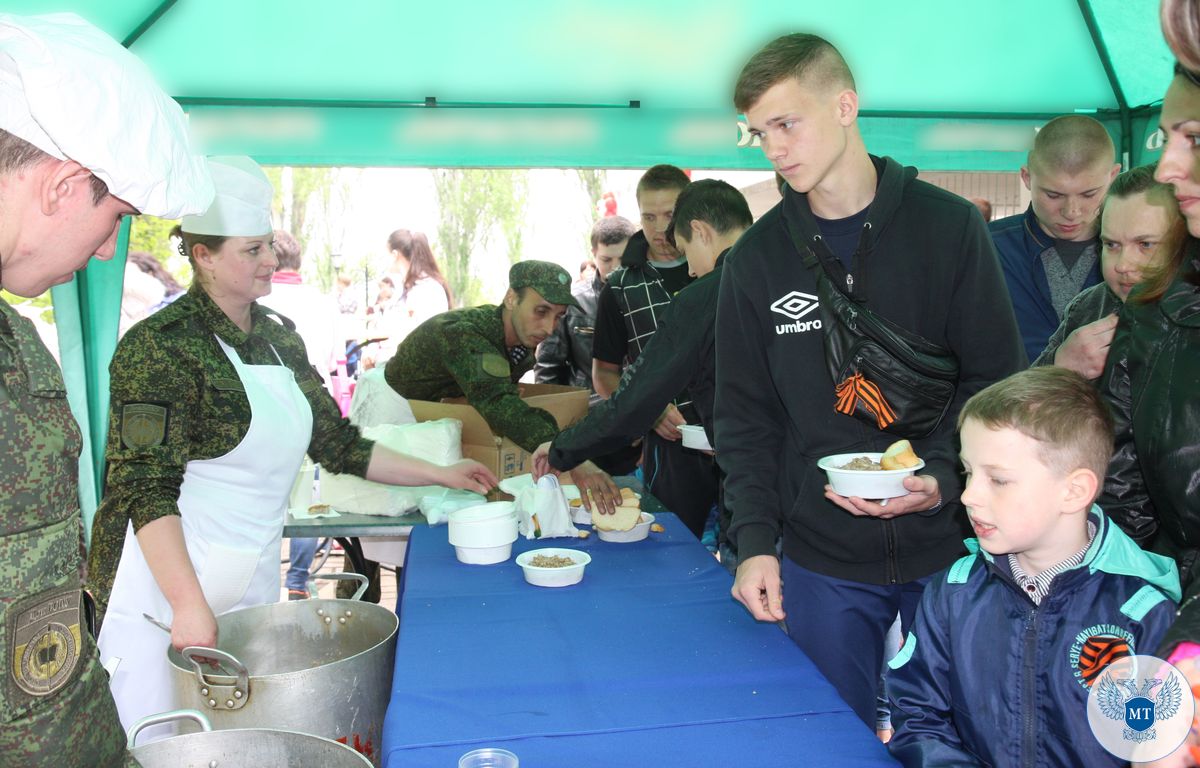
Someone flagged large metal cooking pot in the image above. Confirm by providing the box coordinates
[129,709,372,767]
[165,574,397,766]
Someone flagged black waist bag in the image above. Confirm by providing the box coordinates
[812,271,958,437]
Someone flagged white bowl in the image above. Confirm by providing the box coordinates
[450,501,515,524]
[448,513,518,548]
[515,548,591,587]
[679,424,713,451]
[817,452,926,499]
[455,541,514,565]
[569,503,591,525]
[596,512,655,543]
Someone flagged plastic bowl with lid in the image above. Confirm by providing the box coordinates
[448,502,518,564]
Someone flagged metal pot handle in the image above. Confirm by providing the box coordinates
[182,646,250,710]
[126,708,212,747]
[307,571,370,601]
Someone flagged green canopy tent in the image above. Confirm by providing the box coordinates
[4,0,1175,537]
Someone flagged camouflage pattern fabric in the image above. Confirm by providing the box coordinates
[383,304,558,452]
[0,300,135,767]
[88,286,374,629]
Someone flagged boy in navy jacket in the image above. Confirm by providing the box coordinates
[887,367,1180,767]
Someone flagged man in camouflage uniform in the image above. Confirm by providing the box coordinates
[385,260,622,511]
[0,13,212,766]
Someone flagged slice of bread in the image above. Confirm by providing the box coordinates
[592,506,643,532]
[880,439,921,470]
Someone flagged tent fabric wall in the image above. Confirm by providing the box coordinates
[49,218,130,539]
[6,0,1174,534]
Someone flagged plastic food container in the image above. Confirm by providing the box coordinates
[515,548,591,587]
[596,512,654,543]
[459,748,519,768]
[449,503,518,564]
[817,452,925,499]
[679,424,713,451]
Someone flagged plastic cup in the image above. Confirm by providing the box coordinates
[458,748,519,768]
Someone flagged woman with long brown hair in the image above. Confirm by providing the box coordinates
[373,229,452,363]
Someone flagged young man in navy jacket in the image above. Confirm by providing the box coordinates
[887,367,1179,767]
[716,33,1025,727]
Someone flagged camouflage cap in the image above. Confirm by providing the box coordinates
[509,260,580,308]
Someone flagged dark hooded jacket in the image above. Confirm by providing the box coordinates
[715,155,1025,584]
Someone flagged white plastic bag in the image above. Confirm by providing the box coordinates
[320,419,464,517]
[362,419,462,466]
[419,488,488,526]
[515,475,577,540]
[349,368,416,428]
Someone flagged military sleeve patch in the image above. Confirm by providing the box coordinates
[479,353,511,379]
[120,403,168,450]
[8,587,84,703]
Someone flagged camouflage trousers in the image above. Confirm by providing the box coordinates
[1,633,137,767]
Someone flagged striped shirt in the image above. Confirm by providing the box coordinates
[1007,520,1097,606]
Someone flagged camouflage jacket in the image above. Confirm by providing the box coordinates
[88,285,374,622]
[382,304,557,452]
[0,299,129,766]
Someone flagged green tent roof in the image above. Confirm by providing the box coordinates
[7,0,1176,169]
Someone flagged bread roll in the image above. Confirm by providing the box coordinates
[880,439,921,470]
[592,506,643,532]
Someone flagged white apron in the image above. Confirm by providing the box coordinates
[98,336,313,736]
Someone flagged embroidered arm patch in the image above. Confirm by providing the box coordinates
[120,403,169,450]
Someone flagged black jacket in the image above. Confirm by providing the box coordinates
[535,273,602,399]
[1031,282,1122,370]
[1100,251,1200,568]
[594,230,697,420]
[715,156,1025,585]
[549,255,724,471]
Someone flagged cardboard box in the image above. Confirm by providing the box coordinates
[408,383,589,482]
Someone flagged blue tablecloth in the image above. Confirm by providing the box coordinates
[382,512,897,767]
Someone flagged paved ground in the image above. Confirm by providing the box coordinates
[278,541,400,609]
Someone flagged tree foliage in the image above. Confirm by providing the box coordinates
[432,169,529,307]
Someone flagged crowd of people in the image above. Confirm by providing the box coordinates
[5,2,1200,766]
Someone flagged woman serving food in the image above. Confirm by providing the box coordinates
[88,156,496,733]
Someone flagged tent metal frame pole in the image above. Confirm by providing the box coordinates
[173,96,640,110]
[1077,0,1132,166]
[122,0,179,48]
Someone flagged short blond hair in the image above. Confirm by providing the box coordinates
[1028,115,1115,176]
[958,368,1114,490]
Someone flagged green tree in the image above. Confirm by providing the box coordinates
[432,169,529,306]
[129,215,191,287]
[265,166,346,292]
[0,289,53,323]
[576,169,607,214]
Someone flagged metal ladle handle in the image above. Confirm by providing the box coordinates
[307,571,369,601]
[126,708,212,748]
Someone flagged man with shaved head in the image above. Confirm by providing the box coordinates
[990,115,1121,362]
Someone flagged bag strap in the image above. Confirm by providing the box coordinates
[781,197,954,361]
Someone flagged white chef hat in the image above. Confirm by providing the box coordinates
[0,12,212,219]
[181,156,273,237]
